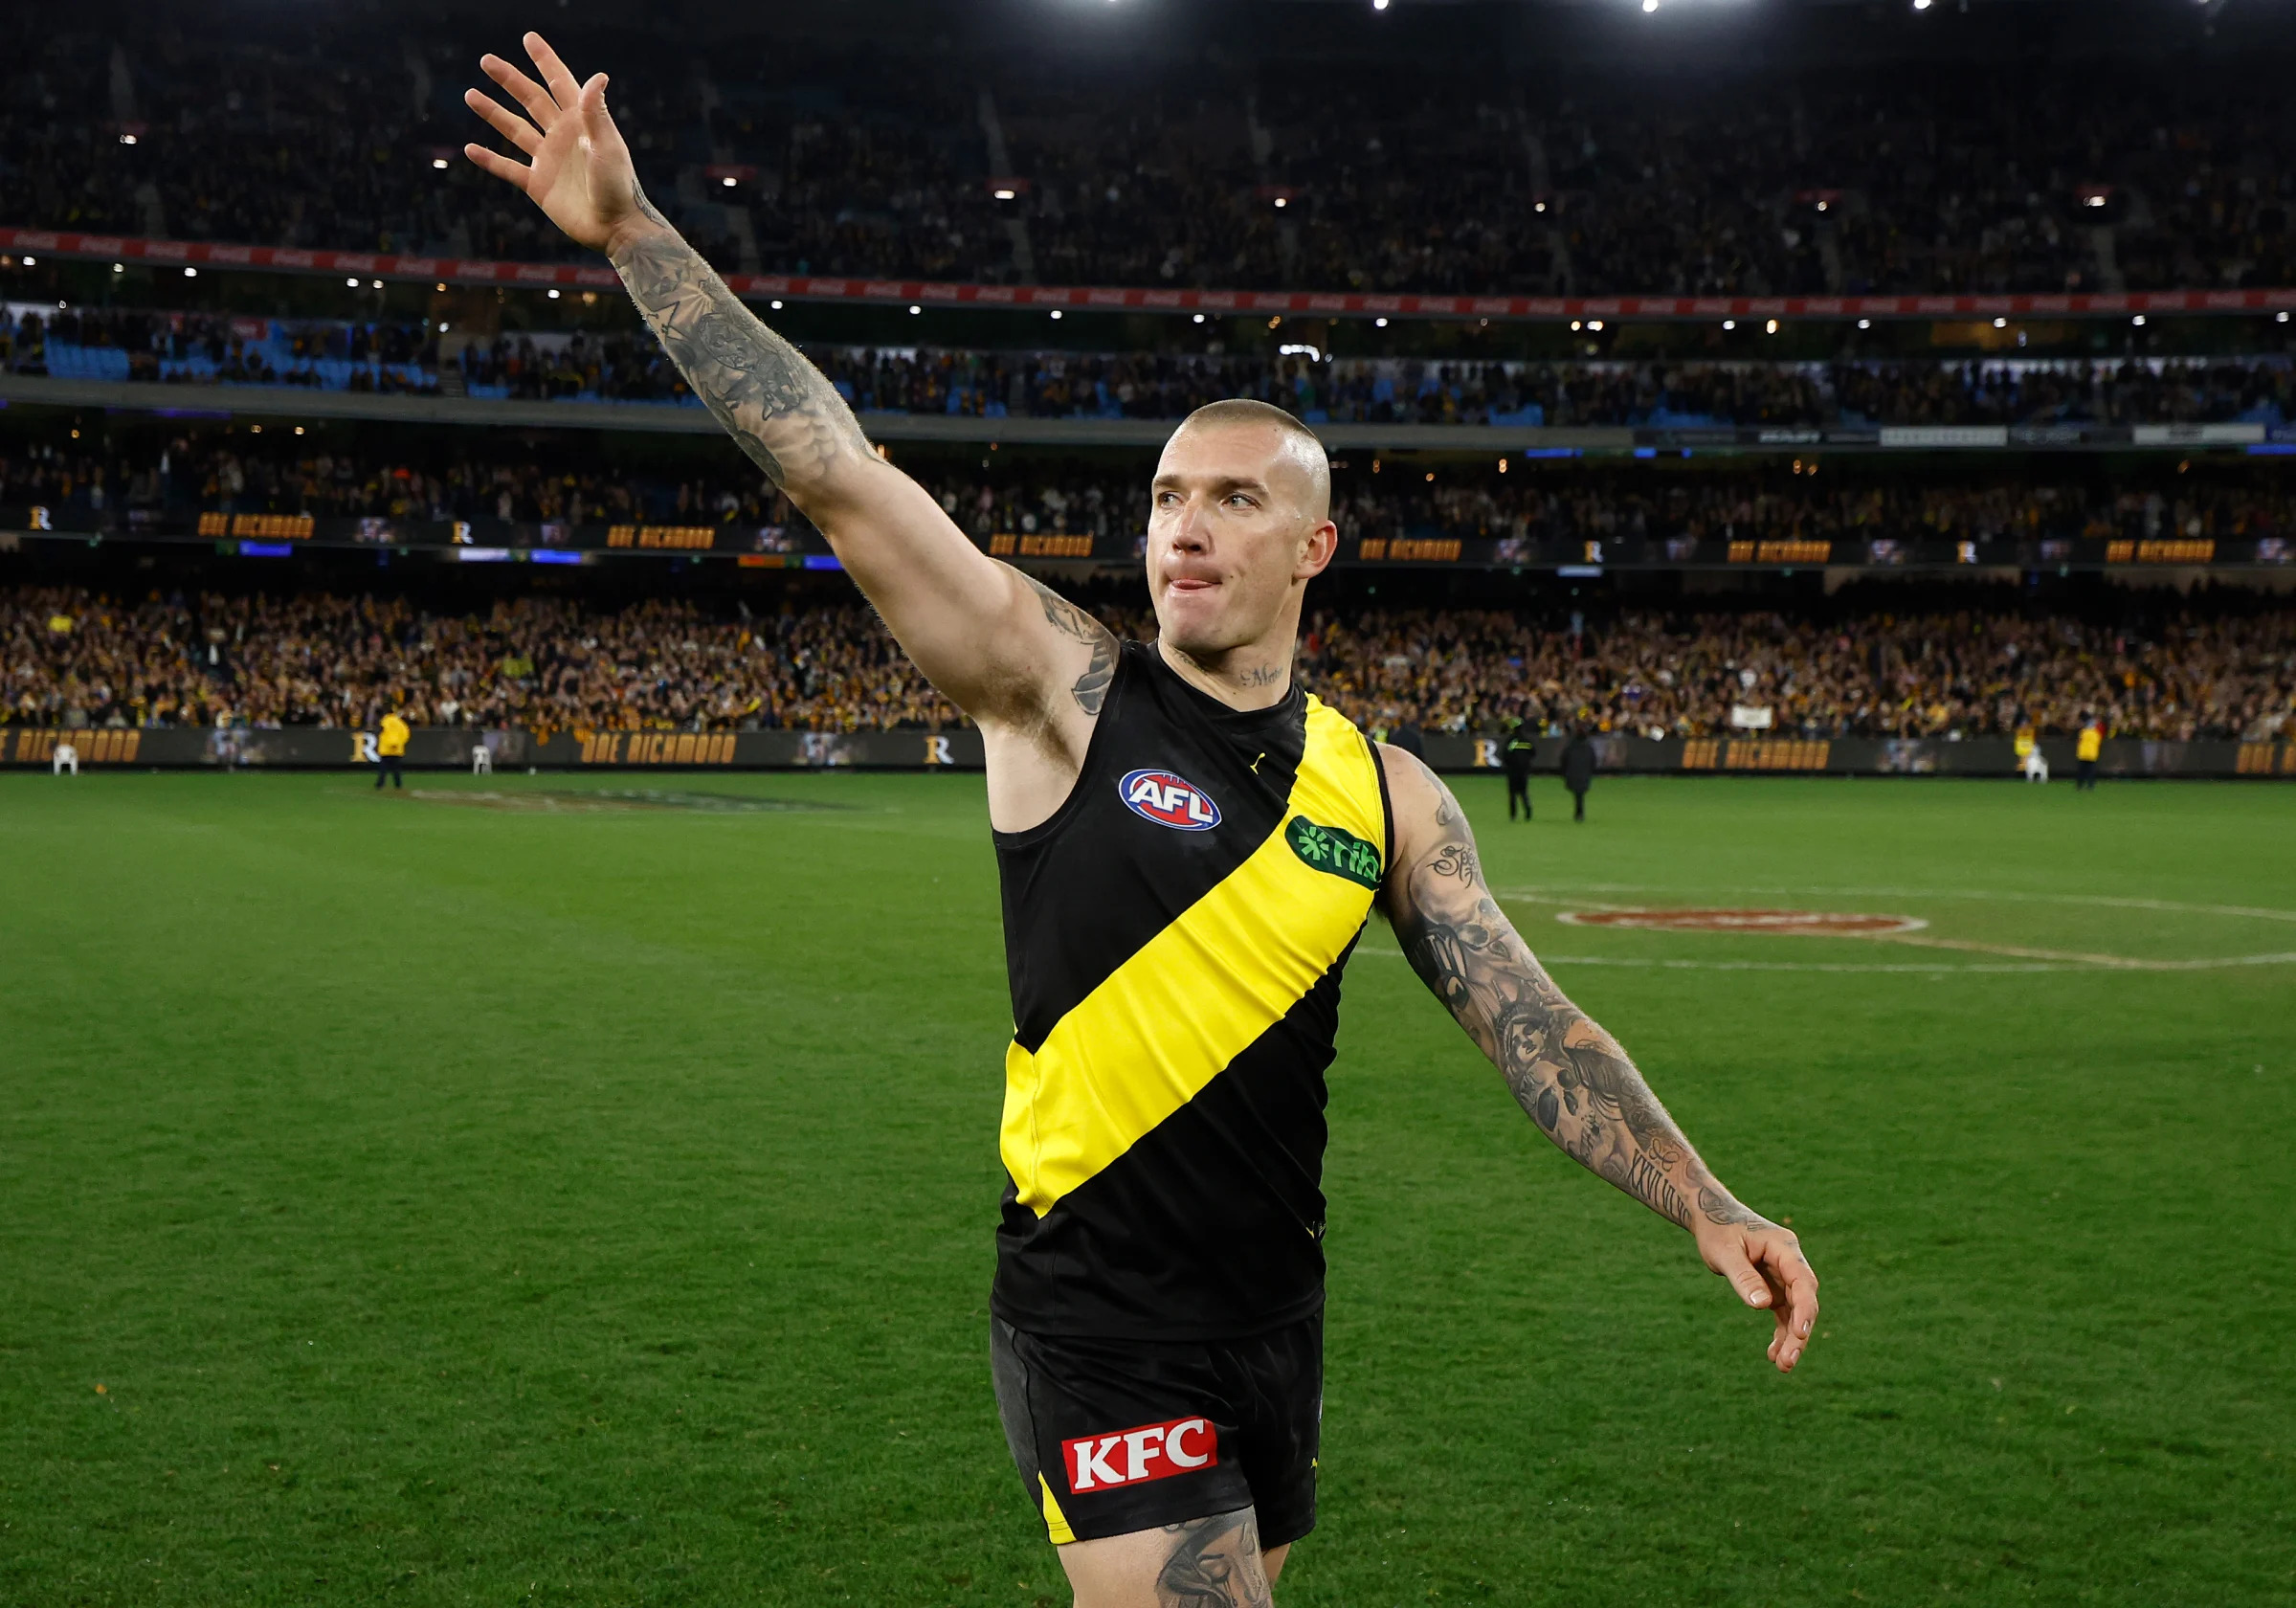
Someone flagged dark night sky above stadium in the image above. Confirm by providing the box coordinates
[135,0,2294,68]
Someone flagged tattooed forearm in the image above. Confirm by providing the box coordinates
[1155,1510,1273,1608]
[1023,576,1116,715]
[608,204,870,494]
[1390,766,1752,1232]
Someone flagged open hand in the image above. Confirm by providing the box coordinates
[464,33,653,257]
[1696,1215,1819,1373]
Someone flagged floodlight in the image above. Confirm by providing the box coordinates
[121,133,138,145]
[2132,315,2146,326]
[1373,0,1389,10]
[112,262,123,273]
[1588,320,1605,331]
[1193,313,1206,323]
[909,304,922,315]
[1374,317,1389,327]
[1766,319,1779,334]
[433,157,449,169]
[547,288,561,299]
[993,188,1016,200]
[185,267,197,278]
[1723,319,1735,330]
[346,277,360,287]
[1857,318,1870,329]
[723,176,737,188]
[1050,309,1063,320]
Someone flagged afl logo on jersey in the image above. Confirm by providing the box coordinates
[1119,768,1222,832]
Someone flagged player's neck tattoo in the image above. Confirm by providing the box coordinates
[1157,638,1293,710]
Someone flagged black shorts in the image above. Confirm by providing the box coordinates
[991,1312,1322,1549]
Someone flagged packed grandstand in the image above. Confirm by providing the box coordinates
[9,584,2291,745]
[13,303,2296,432]
[9,17,2295,296]
[1,0,2291,781]
[5,425,2291,554]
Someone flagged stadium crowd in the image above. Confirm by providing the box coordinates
[7,584,2288,744]
[799,347,2296,432]
[6,19,2293,296]
[1295,604,2295,745]
[12,426,2293,562]
[10,303,2295,432]
[1,588,964,734]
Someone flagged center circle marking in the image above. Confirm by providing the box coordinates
[1556,907,1928,936]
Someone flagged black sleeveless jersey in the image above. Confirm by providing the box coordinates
[991,641,1393,1341]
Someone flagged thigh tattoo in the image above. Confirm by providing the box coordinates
[1155,1510,1272,1608]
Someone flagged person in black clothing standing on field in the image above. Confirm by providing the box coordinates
[1562,726,1595,822]
[1503,720,1535,821]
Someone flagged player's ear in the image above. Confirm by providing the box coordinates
[1295,520,1339,581]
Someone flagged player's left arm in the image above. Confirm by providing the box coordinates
[1375,746,1819,1373]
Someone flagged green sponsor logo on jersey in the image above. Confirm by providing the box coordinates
[1285,815,1383,889]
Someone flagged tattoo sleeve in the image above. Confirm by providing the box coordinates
[1389,761,1755,1233]
[1022,575,1117,716]
[609,197,871,493]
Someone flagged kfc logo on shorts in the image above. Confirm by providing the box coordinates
[1119,768,1221,832]
[1062,1416,1219,1492]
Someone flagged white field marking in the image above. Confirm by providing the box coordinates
[1546,906,2205,968]
[1857,932,2296,970]
[1477,887,2296,972]
[1495,883,2296,927]
[1358,945,2075,974]
[1353,945,2296,974]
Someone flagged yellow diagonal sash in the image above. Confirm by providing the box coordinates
[1001,703,1385,1217]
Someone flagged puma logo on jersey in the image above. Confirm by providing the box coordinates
[1062,1417,1218,1491]
[1119,768,1222,831]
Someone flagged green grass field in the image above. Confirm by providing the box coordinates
[3,770,2290,1607]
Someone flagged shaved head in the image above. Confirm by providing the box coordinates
[1146,399,1340,669]
[1170,399,1331,525]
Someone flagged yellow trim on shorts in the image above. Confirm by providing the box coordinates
[1039,1473,1078,1545]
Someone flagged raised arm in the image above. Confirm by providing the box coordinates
[461,34,1108,740]
[1375,747,1819,1373]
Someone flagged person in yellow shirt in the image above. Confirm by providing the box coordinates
[376,708,411,792]
[2074,713,2104,792]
